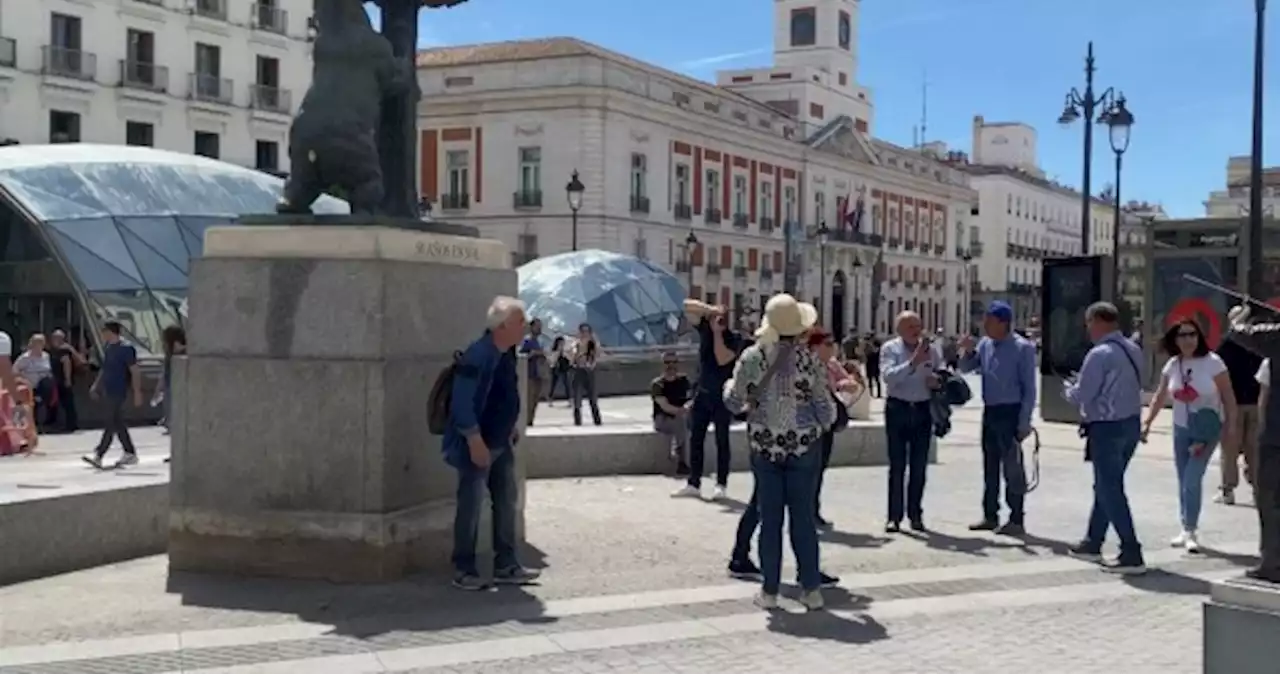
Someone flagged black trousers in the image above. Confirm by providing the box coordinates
[55,383,78,431]
[866,368,881,398]
[94,397,137,458]
[688,392,732,488]
[814,429,835,517]
[1258,444,1280,571]
[885,398,931,523]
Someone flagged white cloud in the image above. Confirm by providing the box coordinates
[677,47,772,70]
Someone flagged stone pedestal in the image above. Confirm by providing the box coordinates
[167,225,520,582]
[1204,577,1280,673]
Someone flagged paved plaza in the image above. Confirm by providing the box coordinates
[0,383,1262,673]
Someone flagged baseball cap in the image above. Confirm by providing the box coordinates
[987,301,1014,323]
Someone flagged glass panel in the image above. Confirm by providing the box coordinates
[149,289,188,325]
[116,217,191,272]
[119,227,189,289]
[88,290,167,354]
[47,218,142,283]
[46,229,143,291]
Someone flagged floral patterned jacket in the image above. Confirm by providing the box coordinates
[723,341,837,460]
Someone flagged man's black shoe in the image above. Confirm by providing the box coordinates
[727,558,762,581]
[968,519,998,531]
[1068,541,1103,562]
[909,519,926,532]
[884,521,900,533]
[996,522,1025,536]
[1245,567,1280,583]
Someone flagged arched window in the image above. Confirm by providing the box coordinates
[790,8,816,47]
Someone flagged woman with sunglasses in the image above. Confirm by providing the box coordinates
[1142,317,1238,553]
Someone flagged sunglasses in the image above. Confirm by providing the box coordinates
[1177,331,1199,338]
[662,359,678,365]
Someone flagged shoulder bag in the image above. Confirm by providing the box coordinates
[734,343,795,422]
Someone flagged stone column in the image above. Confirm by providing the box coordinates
[168,225,518,582]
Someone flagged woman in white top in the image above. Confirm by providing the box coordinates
[1142,318,1238,553]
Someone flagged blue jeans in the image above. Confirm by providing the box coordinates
[981,404,1026,524]
[1084,417,1143,558]
[1173,425,1216,531]
[885,398,932,523]
[451,445,520,576]
[753,446,821,595]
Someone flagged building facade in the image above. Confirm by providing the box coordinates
[0,0,311,170]
[1204,155,1280,219]
[1117,201,1166,320]
[415,14,974,338]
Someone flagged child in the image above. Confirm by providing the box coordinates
[1,381,37,455]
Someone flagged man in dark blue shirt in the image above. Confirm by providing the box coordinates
[673,299,742,500]
[82,321,143,469]
[443,296,540,591]
[518,319,548,426]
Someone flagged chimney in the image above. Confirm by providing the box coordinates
[971,115,985,165]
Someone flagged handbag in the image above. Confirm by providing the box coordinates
[733,343,795,422]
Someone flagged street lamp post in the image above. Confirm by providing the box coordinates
[851,256,863,333]
[817,221,830,325]
[1057,41,1121,253]
[1100,95,1134,300]
[962,252,974,333]
[685,230,698,299]
[566,170,585,252]
[1248,0,1268,296]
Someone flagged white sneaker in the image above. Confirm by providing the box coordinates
[754,592,779,610]
[1170,530,1189,548]
[799,589,825,611]
[671,484,701,499]
[1185,531,1202,554]
[711,485,727,501]
[1215,490,1236,505]
[115,454,139,468]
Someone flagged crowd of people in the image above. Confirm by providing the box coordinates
[440,290,1278,604]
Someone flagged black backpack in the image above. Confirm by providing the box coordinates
[427,351,464,435]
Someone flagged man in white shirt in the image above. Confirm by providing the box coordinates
[0,330,17,397]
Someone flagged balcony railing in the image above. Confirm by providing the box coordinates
[704,208,722,225]
[674,203,692,220]
[868,233,884,248]
[887,237,900,248]
[249,84,291,113]
[904,240,916,252]
[760,267,773,281]
[1006,243,1018,258]
[706,263,721,275]
[512,189,542,209]
[189,73,233,104]
[0,37,14,68]
[759,217,775,234]
[42,46,96,80]
[733,266,748,279]
[195,0,228,21]
[732,213,749,230]
[934,244,945,256]
[440,193,469,210]
[675,260,691,273]
[630,195,650,213]
[252,3,288,34]
[119,60,168,92]
[970,241,984,257]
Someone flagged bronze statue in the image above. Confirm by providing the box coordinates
[277,0,411,215]
[1226,303,1280,583]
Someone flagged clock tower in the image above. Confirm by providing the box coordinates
[772,0,860,80]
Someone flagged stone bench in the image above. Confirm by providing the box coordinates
[1204,577,1280,673]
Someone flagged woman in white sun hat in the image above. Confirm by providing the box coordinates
[724,293,837,611]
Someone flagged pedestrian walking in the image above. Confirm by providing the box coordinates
[724,294,836,611]
[547,336,571,403]
[880,311,944,533]
[957,301,1037,536]
[1142,317,1237,554]
[1223,305,1280,582]
[864,335,882,399]
[673,300,743,500]
[651,351,692,475]
[811,328,859,527]
[1062,302,1147,575]
[519,319,548,425]
[1215,333,1263,505]
[81,321,144,470]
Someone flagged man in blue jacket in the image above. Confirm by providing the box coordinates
[444,296,540,590]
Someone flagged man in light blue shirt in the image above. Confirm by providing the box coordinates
[957,301,1037,535]
[880,311,944,533]
[1062,301,1146,574]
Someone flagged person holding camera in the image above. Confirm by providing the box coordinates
[673,299,744,501]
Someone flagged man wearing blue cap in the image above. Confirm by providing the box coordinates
[958,300,1038,535]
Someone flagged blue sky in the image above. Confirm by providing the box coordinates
[370,0,1275,218]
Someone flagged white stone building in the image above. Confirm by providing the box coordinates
[0,0,312,170]
[414,0,976,336]
[1204,155,1280,219]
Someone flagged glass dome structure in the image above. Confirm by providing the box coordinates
[0,144,348,354]
[517,250,687,347]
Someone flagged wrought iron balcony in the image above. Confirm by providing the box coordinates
[189,73,233,104]
[119,60,168,92]
[0,37,14,68]
[440,193,469,210]
[704,208,722,225]
[512,189,542,209]
[868,233,884,248]
[970,241,984,257]
[249,84,291,113]
[42,46,96,80]
[630,195,650,213]
[1006,243,1018,258]
[195,0,228,21]
[252,3,288,34]
[759,217,775,234]
[732,213,749,229]
[760,267,773,281]
[733,266,748,279]
[888,237,900,248]
[706,262,722,275]
[674,203,692,220]
[934,244,945,256]
[904,240,916,252]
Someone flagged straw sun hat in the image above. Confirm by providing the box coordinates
[755,293,818,339]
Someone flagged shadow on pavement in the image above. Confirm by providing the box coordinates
[165,544,552,639]
[766,587,887,644]
[1121,548,1260,597]
[901,528,1070,558]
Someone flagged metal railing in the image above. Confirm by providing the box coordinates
[0,37,14,68]
[759,216,774,233]
[706,263,721,275]
[195,0,228,21]
[42,46,96,80]
[440,193,469,210]
[512,189,542,208]
[630,195,650,213]
[189,73,233,104]
[760,267,773,281]
[733,266,748,279]
[252,3,288,34]
[704,208,722,225]
[119,60,167,92]
[674,203,692,220]
[731,213,749,229]
[249,84,291,113]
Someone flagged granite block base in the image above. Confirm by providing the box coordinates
[1203,577,1280,674]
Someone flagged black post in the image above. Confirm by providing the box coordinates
[1248,0,1268,296]
[783,221,795,294]
[1113,151,1123,299]
[571,211,578,252]
[1079,43,1097,253]
[818,244,827,324]
[375,0,420,218]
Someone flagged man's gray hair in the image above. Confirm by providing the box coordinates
[895,311,920,330]
[1085,301,1119,324]
[486,295,526,329]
